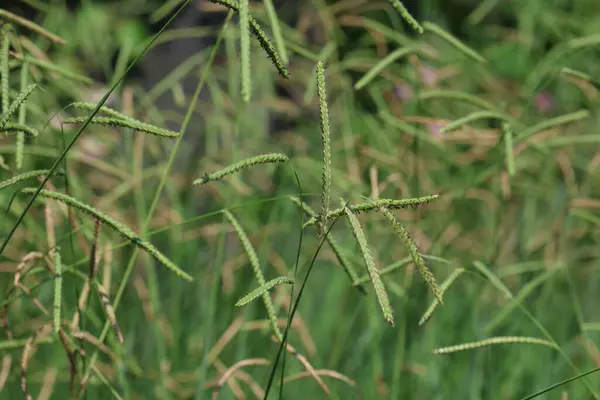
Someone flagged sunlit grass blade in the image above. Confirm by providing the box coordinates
[0,9,66,44]
[434,336,557,354]
[194,153,288,184]
[20,188,192,281]
[235,276,295,307]
[343,201,394,325]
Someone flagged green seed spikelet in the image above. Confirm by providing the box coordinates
[343,201,394,326]
[194,153,288,184]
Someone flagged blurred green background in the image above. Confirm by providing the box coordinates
[2,0,600,399]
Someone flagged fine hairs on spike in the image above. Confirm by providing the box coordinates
[194,153,288,184]
[316,61,332,237]
[53,247,63,333]
[419,268,465,326]
[20,188,192,281]
[1,23,11,116]
[304,195,440,227]
[0,170,52,190]
[0,84,37,131]
[289,196,366,294]
[433,336,557,355]
[16,60,30,170]
[342,200,394,325]
[235,276,295,307]
[239,0,251,102]
[378,206,442,304]
[223,209,283,341]
[207,0,289,79]
[64,116,179,138]
[387,0,423,33]
[423,21,486,63]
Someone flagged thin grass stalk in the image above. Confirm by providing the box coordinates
[419,268,465,325]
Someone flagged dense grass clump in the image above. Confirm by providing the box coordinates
[1,1,600,399]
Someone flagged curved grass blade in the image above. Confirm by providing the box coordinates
[235,276,295,307]
[516,110,590,143]
[20,187,192,281]
[52,248,63,333]
[434,336,557,354]
[354,47,416,90]
[423,21,486,63]
[0,9,66,44]
[194,153,288,184]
